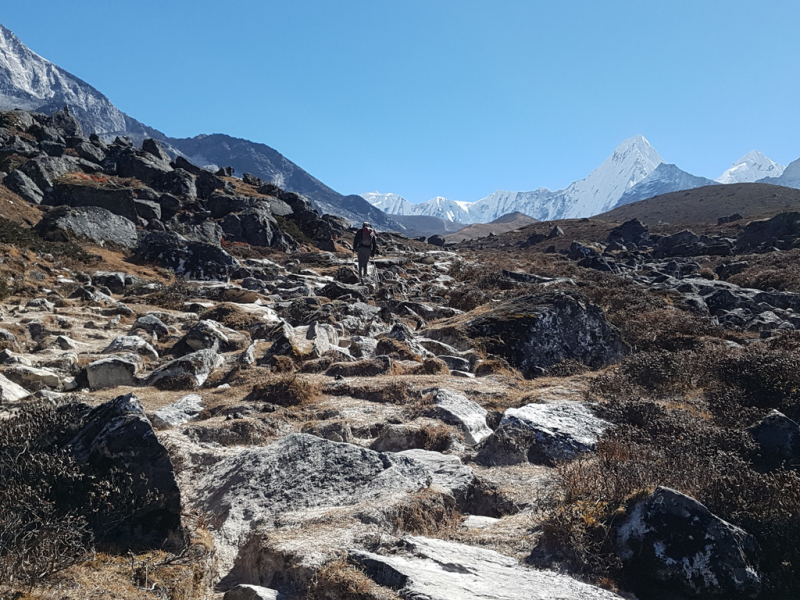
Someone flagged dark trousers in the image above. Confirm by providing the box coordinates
[356,247,371,280]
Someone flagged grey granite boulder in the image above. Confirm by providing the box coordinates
[466,292,626,378]
[146,348,223,389]
[617,486,761,598]
[223,585,279,600]
[4,169,43,204]
[132,314,170,338]
[748,409,800,464]
[0,373,30,402]
[35,205,138,249]
[68,393,184,549]
[477,402,610,466]
[434,388,492,445]
[193,434,475,575]
[104,335,159,360]
[181,319,249,353]
[352,536,623,600]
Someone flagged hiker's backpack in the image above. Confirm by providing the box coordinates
[360,228,373,247]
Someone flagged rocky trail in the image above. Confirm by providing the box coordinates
[2,107,800,599]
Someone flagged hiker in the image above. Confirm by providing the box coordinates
[352,221,379,282]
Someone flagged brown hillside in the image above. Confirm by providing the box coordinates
[599,183,800,227]
[445,212,537,243]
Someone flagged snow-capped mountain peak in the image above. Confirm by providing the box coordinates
[716,150,785,184]
[0,22,156,137]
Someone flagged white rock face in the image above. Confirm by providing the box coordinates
[434,388,492,445]
[352,536,624,599]
[716,150,785,184]
[0,372,30,402]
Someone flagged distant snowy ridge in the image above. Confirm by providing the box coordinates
[717,150,785,184]
[363,192,475,223]
[364,135,665,223]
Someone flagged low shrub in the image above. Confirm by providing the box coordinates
[245,375,320,406]
[391,489,461,536]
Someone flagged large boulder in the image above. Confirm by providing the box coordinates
[85,356,139,389]
[115,146,173,184]
[136,231,239,281]
[737,211,800,250]
[20,156,84,191]
[68,393,184,549]
[179,319,249,354]
[104,335,159,360]
[352,536,623,600]
[220,208,295,251]
[47,180,139,223]
[466,292,626,377]
[617,487,761,598]
[477,402,610,466]
[607,218,649,246]
[223,585,279,600]
[152,393,203,429]
[35,205,138,249]
[3,169,44,204]
[747,409,800,464]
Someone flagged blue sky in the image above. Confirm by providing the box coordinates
[4,1,799,202]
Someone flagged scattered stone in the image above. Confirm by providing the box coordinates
[104,335,159,360]
[0,373,30,402]
[85,356,139,389]
[152,394,204,429]
[434,388,492,445]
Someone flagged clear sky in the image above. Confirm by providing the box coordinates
[3,1,799,203]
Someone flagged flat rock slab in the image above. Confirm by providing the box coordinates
[352,536,623,600]
[223,584,281,600]
[194,434,475,575]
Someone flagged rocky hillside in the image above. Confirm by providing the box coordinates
[3,113,800,598]
[0,23,405,231]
